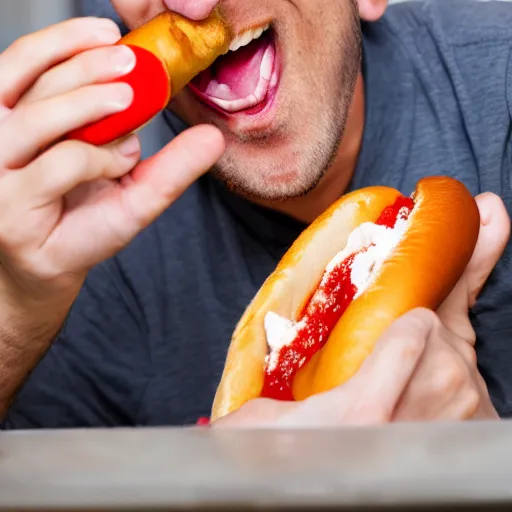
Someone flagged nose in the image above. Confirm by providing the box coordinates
[163,0,220,20]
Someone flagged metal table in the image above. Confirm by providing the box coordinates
[1,421,512,510]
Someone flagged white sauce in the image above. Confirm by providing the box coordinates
[264,312,302,371]
[264,215,410,370]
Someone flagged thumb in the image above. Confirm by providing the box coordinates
[214,311,430,429]
[274,310,430,428]
[437,192,510,339]
[120,124,224,233]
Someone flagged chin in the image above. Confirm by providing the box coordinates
[210,132,339,202]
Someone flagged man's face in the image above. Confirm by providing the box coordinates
[111,0,362,201]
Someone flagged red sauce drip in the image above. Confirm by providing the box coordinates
[376,195,414,228]
[68,45,170,146]
[260,195,414,402]
[196,417,211,426]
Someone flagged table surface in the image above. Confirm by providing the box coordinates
[1,421,512,510]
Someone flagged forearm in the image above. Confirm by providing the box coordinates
[0,293,74,419]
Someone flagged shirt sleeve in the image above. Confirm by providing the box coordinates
[1,257,150,429]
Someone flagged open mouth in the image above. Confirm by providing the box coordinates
[188,24,280,116]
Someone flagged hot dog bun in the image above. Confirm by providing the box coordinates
[68,9,232,145]
[211,177,480,421]
[121,9,232,97]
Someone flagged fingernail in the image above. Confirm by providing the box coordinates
[108,83,134,110]
[110,45,136,75]
[118,135,140,157]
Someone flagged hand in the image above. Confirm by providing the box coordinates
[393,192,510,421]
[163,0,220,20]
[0,17,224,306]
[214,193,510,428]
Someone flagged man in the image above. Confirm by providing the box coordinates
[0,0,510,429]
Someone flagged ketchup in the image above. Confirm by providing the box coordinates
[260,195,414,401]
[376,195,414,228]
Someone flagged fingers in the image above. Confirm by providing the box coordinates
[0,17,121,109]
[0,123,221,288]
[20,45,136,106]
[32,125,224,274]
[0,82,133,169]
[117,124,225,233]
[0,137,141,253]
[438,192,510,341]
[22,136,141,203]
[339,309,431,422]
[213,398,296,428]
[463,193,510,306]
[391,318,498,422]
[392,323,472,421]
[163,0,220,20]
[272,310,430,428]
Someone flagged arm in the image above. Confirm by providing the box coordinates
[2,259,147,429]
[0,289,75,420]
[0,16,224,418]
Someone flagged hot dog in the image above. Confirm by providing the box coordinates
[68,9,232,146]
[210,176,480,421]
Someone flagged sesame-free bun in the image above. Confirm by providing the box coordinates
[121,8,232,96]
[69,9,232,145]
[211,177,480,421]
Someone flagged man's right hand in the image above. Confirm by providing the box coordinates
[0,17,224,413]
[0,16,224,301]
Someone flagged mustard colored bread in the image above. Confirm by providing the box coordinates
[211,177,480,420]
[69,8,232,145]
[120,8,232,97]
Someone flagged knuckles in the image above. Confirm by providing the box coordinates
[46,17,121,49]
[462,388,481,419]
[432,359,467,396]
[457,337,478,366]
[404,308,483,418]
[407,307,442,332]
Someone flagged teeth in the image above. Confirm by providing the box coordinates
[217,84,232,95]
[205,44,275,113]
[229,24,270,52]
[260,46,273,80]
[205,80,234,100]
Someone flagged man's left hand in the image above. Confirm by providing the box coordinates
[392,192,509,421]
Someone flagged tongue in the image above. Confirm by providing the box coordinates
[191,34,272,102]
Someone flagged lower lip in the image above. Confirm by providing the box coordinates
[187,34,282,121]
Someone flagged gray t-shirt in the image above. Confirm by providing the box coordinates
[4,0,512,427]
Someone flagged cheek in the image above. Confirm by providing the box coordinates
[110,0,164,29]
